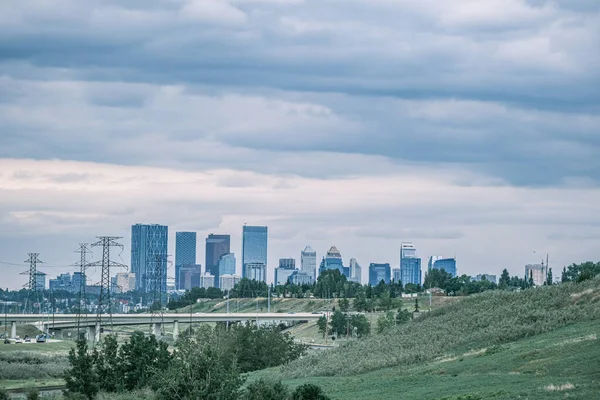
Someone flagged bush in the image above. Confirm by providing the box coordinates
[0,388,9,400]
[292,384,331,400]
[26,388,39,400]
[243,379,289,400]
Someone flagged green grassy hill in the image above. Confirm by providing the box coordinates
[268,277,600,399]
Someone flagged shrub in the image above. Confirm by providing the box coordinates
[0,388,9,400]
[243,379,289,400]
[26,388,39,400]
[291,384,331,400]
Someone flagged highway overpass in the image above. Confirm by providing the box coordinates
[3,312,324,342]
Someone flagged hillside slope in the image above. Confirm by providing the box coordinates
[274,278,600,398]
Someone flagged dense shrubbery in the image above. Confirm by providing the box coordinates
[279,277,600,379]
[64,324,312,399]
[0,352,68,380]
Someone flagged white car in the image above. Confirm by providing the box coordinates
[15,336,23,344]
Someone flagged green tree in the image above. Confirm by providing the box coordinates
[423,269,453,290]
[243,379,289,400]
[26,389,39,400]
[414,297,420,313]
[376,311,395,334]
[292,384,331,400]
[317,315,328,338]
[499,268,510,289]
[155,325,244,400]
[119,332,171,391]
[64,338,99,400]
[396,308,411,324]
[338,297,350,312]
[378,290,394,311]
[546,268,553,286]
[352,293,368,312]
[329,310,347,336]
[0,388,8,400]
[94,334,123,393]
[349,314,370,337]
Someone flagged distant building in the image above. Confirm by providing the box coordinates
[473,274,497,284]
[400,242,421,286]
[220,274,241,291]
[175,232,197,290]
[275,267,298,286]
[393,268,401,283]
[369,263,391,286]
[49,273,72,292]
[289,270,314,286]
[114,272,136,293]
[525,264,547,286]
[131,223,168,293]
[279,258,296,269]
[245,262,266,282]
[242,226,268,280]
[319,246,348,278]
[178,264,201,290]
[301,246,317,281]
[349,258,362,284]
[218,253,236,281]
[200,272,215,289]
[34,272,46,291]
[428,256,457,277]
[72,272,85,293]
[206,234,230,287]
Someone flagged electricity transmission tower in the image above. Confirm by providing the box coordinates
[74,243,92,338]
[20,253,43,314]
[88,237,127,341]
[149,254,170,336]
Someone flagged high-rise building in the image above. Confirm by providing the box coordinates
[393,268,401,283]
[279,258,296,269]
[349,258,362,284]
[34,272,46,291]
[220,274,241,291]
[428,256,457,277]
[525,264,547,286]
[301,246,317,280]
[114,272,136,293]
[242,226,268,280]
[72,272,85,293]
[369,263,391,286]
[245,262,266,282]
[200,272,215,289]
[175,232,197,290]
[178,264,201,290]
[205,234,231,287]
[319,246,348,278]
[49,273,71,292]
[275,258,297,285]
[289,270,314,285]
[400,242,421,286]
[473,274,497,284]
[131,224,168,293]
[218,253,236,279]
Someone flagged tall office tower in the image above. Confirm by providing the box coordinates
[245,262,266,282]
[206,234,231,287]
[400,242,422,286]
[72,272,85,293]
[275,258,298,286]
[218,253,236,277]
[35,272,46,291]
[175,232,197,290]
[428,256,457,277]
[393,268,401,283]
[301,246,317,280]
[525,264,547,286]
[131,224,168,293]
[369,263,391,286]
[242,226,268,280]
[178,264,201,290]
[319,246,348,278]
[349,258,362,284]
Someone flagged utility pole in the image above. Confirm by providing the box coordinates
[21,253,43,314]
[149,254,170,337]
[88,237,127,343]
[74,243,92,339]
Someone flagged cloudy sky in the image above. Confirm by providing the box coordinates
[1,0,599,289]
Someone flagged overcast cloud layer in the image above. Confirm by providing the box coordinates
[1,0,599,289]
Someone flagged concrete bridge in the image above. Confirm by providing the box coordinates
[3,312,323,342]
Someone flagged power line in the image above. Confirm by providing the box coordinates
[20,254,43,314]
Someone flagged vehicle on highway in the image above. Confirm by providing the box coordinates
[3,338,10,344]
[15,336,23,344]
[24,335,32,343]
[36,334,48,343]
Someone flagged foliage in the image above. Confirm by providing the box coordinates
[154,325,244,400]
[0,388,7,400]
[230,279,269,298]
[338,297,350,312]
[119,332,171,391]
[0,351,69,380]
[561,262,600,283]
[242,379,289,400]
[377,312,396,334]
[291,384,331,400]
[349,314,370,337]
[316,315,327,338]
[328,310,348,336]
[424,269,454,290]
[64,338,99,400]
[313,270,350,298]
[396,308,412,324]
[279,277,600,379]
[168,286,224,309]
[25,388,39,400]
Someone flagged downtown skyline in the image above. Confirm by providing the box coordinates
[1,1,599,290]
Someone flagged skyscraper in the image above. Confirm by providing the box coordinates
[34,272,46,291]
[369,263,391,286]
[178,265,201,290]
[245,262,266,282]
[131,223,168,293]
[400,242,421,286]
[301,246,317,280]
[275,258,297,285]
[428,256,457,277]
[175,232,197,290]
[242,226,268,281]
[218,253,236,277]
[349,258,362,284]
[525,264,547,286]
[206,234,231,287]
[319,246,348,278]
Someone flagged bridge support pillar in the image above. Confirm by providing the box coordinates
[151,323,161,337]
[10,321,17,339]
[86,325,100,343]
[172,320,179,341]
